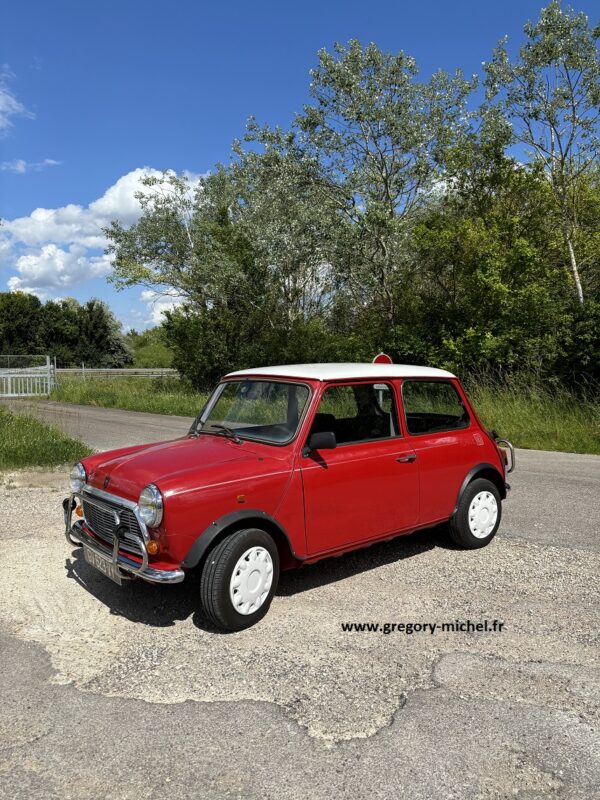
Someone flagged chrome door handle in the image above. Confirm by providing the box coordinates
[396,454,417,463]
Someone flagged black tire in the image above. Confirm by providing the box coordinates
[449,478,502,549]
[200,528,280,631]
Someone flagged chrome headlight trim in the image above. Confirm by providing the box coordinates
[138,484,163,528]
[69,462,86,493]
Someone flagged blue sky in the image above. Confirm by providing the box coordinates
[1,0,598,329]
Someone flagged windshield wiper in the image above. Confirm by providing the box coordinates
[209,424,242,444]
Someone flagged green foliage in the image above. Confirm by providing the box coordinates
[485,0,600,303]
[245,40,475,327]
[39,298,80,365]
[0,293,133,368]
[76,299,133,368]
[0,408,92,469]
[125,326,174,368]
[0,292,43,355]
[103,7,600,396]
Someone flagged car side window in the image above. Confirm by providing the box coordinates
[402,380,470,435]
[309,383,400,445]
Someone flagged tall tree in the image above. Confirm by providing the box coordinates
[0,292,42,356]
[76,299,133,368]
[247,40,475,326]
[229,145,336,326]
[39,299,80,365]
[103,32,600,389]
[106,170,243,306]
[485,0,600,303]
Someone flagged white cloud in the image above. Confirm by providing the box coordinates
[3,167,164,248]
[6,203,106,249]
[88,168,159,224]
[0,236,11,262]
[140,288,185,325]
[2,167,202,323]
[1,158,62,173]
[7,244,112,294]
[0,67,33,135]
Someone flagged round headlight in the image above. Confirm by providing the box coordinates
[69,462,86,492]
[138,484,163,528]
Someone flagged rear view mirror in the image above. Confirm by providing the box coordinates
[307,431,337,452]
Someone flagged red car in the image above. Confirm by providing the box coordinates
[64,362,514,631]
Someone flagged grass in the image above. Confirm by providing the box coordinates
[48,375,600,455]
[469,381,600,456]
[51,377,207,417]
[0,407,92,469]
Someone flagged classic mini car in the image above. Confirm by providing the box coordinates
[64,360,515,631]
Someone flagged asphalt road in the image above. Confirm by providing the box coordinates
[0,398,193,451]
[1,400,599,799]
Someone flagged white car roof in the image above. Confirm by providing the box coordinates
[225,363,456,382]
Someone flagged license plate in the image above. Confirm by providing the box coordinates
[83,545,122,585]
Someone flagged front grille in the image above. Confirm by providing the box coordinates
[82,497,145,558]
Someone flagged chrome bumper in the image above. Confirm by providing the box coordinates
[497,438,516,474]
[63,491,185,585]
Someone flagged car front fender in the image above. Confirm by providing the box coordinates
[181,509,302,570]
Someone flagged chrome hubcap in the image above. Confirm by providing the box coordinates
[468,491,498,538]
[229,546,273,615]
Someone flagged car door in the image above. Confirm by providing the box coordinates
[300,381,419,556]
[400,379,474,524]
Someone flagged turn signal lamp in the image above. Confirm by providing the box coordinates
[147,540,160,556]
[75,504,84,518]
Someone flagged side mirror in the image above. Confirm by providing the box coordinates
[305,431,337,454]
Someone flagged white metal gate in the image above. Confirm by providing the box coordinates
[0,356,56,397]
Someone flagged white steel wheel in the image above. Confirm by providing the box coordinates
[468,490,498,539]
[229,546,274,615]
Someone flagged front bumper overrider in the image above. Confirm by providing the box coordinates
[63,488,185,585]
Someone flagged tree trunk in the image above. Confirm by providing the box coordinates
[565,232,584,305]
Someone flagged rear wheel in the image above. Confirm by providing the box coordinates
[200,528,280,631]
[449,478,501,549]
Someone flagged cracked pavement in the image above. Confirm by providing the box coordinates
[0,404,599,798]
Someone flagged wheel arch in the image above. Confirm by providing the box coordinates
[182,510,302,573]
[453,462,507,515]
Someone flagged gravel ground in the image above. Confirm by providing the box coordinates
[1,455,599,798]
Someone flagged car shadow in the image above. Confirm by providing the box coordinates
[65,547,203,628]
[64,524,453,633]
[276,525,450,597]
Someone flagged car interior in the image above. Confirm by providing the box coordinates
[309,384,399,444]
[403,411,470,435]
[402,381,470,435]
[307,380,471,442]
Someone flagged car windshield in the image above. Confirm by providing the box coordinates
[195,380,311,445]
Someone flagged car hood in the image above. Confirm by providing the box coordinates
[84,434,257,502]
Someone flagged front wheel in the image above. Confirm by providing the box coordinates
[200,528,280,631]
[449,478,502,549]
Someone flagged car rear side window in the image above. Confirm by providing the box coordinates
[310,383,400,445]
[402,381,470,435]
